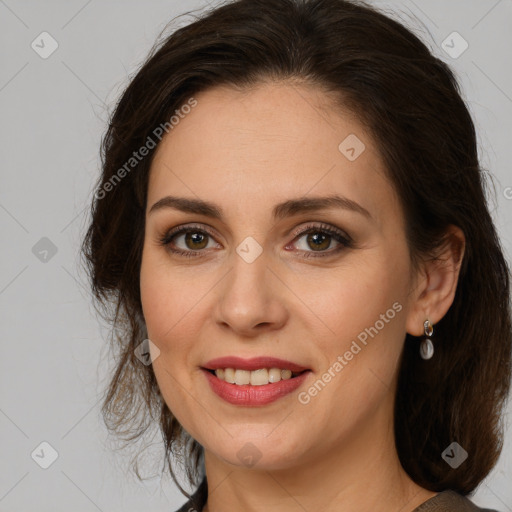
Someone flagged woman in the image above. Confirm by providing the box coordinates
[82,0,511,510]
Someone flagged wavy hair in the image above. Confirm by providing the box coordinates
[81,0,512,501]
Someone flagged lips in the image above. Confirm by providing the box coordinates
[202,368,311,406]
[202,356,309,373]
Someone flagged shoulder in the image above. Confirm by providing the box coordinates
[172,482,501,512]
[172,477,208,512]
[174,503,200,512]
[174,504,198,512]
[413,490,501,512]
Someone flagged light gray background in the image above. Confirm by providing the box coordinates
[1,0,511,511]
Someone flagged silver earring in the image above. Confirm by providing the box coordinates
[419,319,434,360]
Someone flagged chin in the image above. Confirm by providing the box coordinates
[203,433,307,471]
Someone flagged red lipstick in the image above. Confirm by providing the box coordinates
[201,356,311,406]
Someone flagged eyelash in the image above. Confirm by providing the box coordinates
[159,222,353,259]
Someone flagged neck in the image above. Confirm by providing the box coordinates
[201,397,436,512]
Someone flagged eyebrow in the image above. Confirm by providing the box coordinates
[148,194,372,221]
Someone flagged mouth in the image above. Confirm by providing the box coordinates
[201,366,312,406]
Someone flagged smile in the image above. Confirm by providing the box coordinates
[201,367,311,406]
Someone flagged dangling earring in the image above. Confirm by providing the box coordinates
[419,319,434,360]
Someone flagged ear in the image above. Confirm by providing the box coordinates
[405,225,466,336]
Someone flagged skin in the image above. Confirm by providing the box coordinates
[140,81,465,512]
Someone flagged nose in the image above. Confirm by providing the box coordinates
[213,248,289,337]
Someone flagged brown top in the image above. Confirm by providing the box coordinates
[413,490,499,512]
[173,478,500,512]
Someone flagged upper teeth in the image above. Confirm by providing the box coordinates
[214,368,297,385]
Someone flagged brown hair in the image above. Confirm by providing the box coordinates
[81,0,512,500]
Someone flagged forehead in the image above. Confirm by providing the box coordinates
[147,82,398,228]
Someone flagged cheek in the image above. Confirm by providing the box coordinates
[140,247,199,341]
[140,250,201,425]
[300,284,406,440]
[297,256,409,400]
[140,248,186,360]
[139,246,220,402]
[294,258,404,340]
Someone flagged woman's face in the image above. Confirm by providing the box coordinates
[140,82,421,471]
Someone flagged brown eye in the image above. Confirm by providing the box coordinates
[183,231,209,250]
[160,222,353,259]
[160,224,219,258]
[304,232,332,251]
[289,223,353,258]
